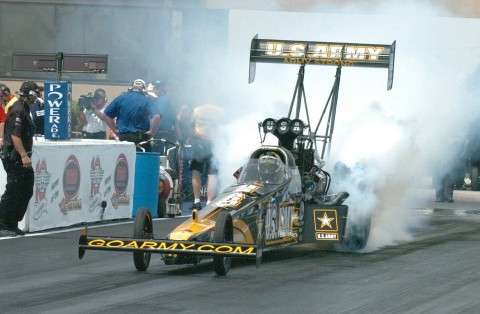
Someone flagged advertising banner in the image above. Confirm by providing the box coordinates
[24,139,136,232]
[44,81,72,139]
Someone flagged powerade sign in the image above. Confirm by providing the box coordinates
[44,81,72,140]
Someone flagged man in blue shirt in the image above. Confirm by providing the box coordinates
[103,79,160,151]
[147,80,178,155]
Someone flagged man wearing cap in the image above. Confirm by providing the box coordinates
[103,79,160,151]
[4,83,41,113]
[0,81,37,237]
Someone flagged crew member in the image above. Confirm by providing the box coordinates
[189,103,225,209]
[79,88,109,139]
[102,79,160,151]
[31,87,45,135]
[0,81,37,237]
[147,80,178,154]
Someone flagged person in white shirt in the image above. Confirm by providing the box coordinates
[79,88,109,139]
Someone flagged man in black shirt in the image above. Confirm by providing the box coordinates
[0,81,37,237]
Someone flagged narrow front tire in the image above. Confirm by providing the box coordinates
[213,211,233,275]
[133,207,153,271]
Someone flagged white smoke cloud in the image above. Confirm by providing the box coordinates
[208,3,480,251]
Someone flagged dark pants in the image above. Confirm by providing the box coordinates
[118,132,151,152]
[434,173,454,201]
[0,160,34,226]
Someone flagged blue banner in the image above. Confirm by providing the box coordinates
[44,81,72,139]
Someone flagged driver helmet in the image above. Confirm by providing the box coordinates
[258,152,281,180]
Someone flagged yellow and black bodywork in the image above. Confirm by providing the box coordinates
[78,145,353,275]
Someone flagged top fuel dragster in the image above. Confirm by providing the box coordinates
[78,35,395,275]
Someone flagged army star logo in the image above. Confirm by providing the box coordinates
[318,212,334,228]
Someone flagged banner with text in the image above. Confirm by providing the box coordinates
[44,81,72,139]
[24,140,136,232]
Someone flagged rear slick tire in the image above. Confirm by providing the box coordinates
[213,211,233,276]
[133,207,153,271]
[336,214,372,252]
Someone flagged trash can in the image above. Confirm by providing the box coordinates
[132,152,160,217]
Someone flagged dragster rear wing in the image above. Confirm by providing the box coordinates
[249,34,396,90]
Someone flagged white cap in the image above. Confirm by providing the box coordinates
[131,79,146,92]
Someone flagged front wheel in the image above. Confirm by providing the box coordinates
[133,207,154,271]
[213,211,233,276]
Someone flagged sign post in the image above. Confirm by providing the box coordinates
[12,52,108,140]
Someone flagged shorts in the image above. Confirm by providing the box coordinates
[190,138,218,175]
[190,157,218,175]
